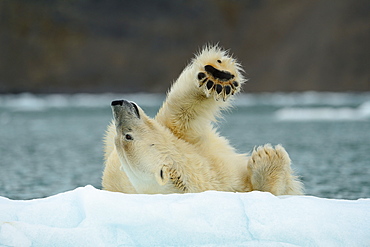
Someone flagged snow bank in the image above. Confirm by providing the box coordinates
[1,186,369,247]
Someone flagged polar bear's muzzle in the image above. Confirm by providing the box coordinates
[111,99,140,119]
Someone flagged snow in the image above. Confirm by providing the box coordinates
[1,186,369,247]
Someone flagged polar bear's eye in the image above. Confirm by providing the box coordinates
[125,134,133,141]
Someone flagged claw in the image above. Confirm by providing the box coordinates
[223,90,231,101]
[225,85,231,95]
[199,77,208,87]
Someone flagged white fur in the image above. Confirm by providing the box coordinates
[102,45,303,195]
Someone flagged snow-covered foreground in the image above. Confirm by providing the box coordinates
[1,186,369,247]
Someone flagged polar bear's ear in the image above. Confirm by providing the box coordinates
[155,165,170,186]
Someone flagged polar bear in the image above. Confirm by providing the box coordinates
[102,45,303,195]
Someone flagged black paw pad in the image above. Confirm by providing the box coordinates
[215,84,223,94]
[204,65,234,81]
[197,72,206,80]
[206,80,214,90]
[232,81,239,88]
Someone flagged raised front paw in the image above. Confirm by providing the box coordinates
[194,46,245,101]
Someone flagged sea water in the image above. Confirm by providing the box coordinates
[0,92,369,200]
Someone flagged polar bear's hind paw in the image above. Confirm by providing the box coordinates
[197,64,240,101]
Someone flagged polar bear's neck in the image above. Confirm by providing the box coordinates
[123,165,176,194]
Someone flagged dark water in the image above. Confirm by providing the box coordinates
[1,93,369,200]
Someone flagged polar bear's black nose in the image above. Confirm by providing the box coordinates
[111,99,140,119]
[111,100,124,106]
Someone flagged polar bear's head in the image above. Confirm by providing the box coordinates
[111,99,180,193]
